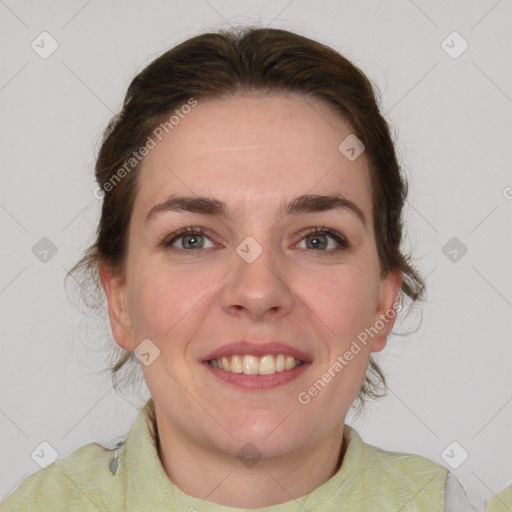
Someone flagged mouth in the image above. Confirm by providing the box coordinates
[207,354,304,374]
[201,342,312,390]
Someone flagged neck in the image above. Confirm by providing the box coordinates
[152,407,346,509]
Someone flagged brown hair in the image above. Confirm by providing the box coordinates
[67,26,424,417]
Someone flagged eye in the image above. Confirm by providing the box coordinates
[160,225,349,255]
[161,226,216,251]
[295,226,349,255]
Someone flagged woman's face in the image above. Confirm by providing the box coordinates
[101,92,401,460]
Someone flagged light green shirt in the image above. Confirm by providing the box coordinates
[485,485,512,512]
[1,399,460,511]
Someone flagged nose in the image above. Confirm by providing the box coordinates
[220,238,295,322]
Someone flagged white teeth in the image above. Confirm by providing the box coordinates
[243,355,259,374]
[208,354,304,375]
[230,355,243,373]
[284,355,295,370]
[258,355,275,375]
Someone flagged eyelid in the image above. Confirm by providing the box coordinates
[292,226,349,253]
[160,225,349,253]
[161,226,215,248]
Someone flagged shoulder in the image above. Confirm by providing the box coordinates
[345,427,448,510]
[357,432,448,482]
[0,441,126,511]
[355,436,479,510]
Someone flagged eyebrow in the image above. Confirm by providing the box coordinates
[144,193,367,229]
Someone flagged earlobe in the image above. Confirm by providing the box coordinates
[98,261,135,351]
[371,269,403,353]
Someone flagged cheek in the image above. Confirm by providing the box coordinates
[301,263,379,341]
[128,262,206,346]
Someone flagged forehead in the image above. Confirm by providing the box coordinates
[132,92,372,224]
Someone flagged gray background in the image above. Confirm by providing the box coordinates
[1,1,511,509]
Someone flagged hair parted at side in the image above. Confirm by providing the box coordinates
[67,25,425,415]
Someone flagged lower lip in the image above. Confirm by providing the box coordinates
[203,361,311,390]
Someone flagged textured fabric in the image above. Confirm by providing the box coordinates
[485,484,512,512]
[1,398,449,511]
[444,472,482,511]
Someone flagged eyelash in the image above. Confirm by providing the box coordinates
[160,225,349,256]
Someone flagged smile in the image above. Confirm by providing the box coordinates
[202,341,312,389]
[208,354,304,375]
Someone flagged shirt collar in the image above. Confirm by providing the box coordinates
[125,398,365,511]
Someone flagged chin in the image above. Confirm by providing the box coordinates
[226,417,306,452]
[222,434,303,464]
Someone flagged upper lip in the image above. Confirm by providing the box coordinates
[202,341,313,362]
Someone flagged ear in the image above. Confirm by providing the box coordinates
[98,260,135,351]
[371,269,402,353]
